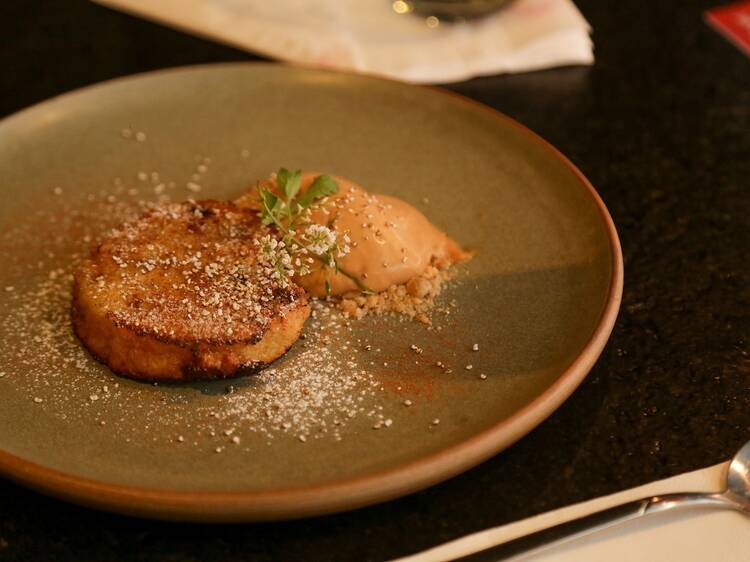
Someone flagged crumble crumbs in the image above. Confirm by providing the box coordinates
[337,264,455,325]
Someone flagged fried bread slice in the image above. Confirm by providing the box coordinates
[72,200,310,382]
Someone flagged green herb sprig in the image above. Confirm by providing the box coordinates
[256,168,372,294]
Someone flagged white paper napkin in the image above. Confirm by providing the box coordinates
[93,0,593,83]
[393,462,750,562]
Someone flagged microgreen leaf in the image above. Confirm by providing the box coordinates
[259,188,277,211]
[272,198,286,216]
[276,168,290,195]
[298,175,338,208]
[284,169,302,200]
[259,187,278,226]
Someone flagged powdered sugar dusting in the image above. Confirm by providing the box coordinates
[215,302,386,442]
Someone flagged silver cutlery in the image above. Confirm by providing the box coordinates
[448,440,750,561]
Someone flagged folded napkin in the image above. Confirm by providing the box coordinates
[394,462,750,562]
[93,0,593,83]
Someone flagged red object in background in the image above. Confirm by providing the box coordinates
[705,1,750,57]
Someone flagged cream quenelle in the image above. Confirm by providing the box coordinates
[246,172,469,297]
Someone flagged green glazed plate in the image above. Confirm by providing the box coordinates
[0,63,622,521]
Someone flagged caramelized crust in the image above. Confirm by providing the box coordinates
[72,200,310,381]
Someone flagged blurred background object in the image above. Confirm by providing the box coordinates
[404,0,515,21]
[704,1,750,58]
[93,0,593,83]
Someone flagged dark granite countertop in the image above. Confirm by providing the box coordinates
[0,1,748,560]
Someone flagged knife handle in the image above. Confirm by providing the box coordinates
[448,492,735,561]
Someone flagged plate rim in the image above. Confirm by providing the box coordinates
[0,62,623,522]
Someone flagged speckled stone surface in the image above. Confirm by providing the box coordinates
[0,1,748,561]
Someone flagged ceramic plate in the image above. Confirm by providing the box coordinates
[0,63,622,521]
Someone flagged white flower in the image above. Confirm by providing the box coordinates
[303,224,338,255]
[255,234,294,286]
[255,221,351,285]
